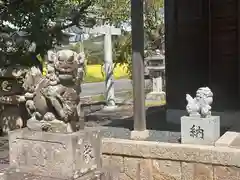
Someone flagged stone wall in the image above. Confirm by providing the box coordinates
[101,137,240,180]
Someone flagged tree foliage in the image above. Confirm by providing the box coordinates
[144,0,164,54]
[0,0,96,66]
[94,0,164,77]
[113,31,132,75]
[90,0,131,27]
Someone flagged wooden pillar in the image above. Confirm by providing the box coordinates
[130,0,148,138]
[238,0,240,99]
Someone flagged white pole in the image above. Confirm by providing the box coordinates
[104,27,116,107]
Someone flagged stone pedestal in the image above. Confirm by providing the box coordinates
[130,130,149,140]
[145,91,165,106]
[181,116,220,145]
[2,128,113,180]
[146,91,165,101]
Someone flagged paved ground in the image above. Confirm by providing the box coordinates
[81,79,151,96]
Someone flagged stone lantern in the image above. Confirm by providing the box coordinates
[0,66,29,134]
[145,50,165,101]
[61,31,74,45]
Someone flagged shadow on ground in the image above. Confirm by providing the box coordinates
[103,105,180,132]
[84,103,229,142]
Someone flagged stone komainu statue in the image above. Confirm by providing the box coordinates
[19,49,85,132]
[186,87,213,118]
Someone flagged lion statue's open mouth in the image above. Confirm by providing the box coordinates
[58,73,74,80]
[50,49,83,82]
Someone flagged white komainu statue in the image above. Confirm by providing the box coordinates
[186,87,213,118]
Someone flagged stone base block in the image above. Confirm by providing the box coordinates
[181,116,220,145]
[0,168,118,180]
[130,130,150,140]
[215,131,239,147]
[102,105,118,112]
[8,128,102,179]
[146,92,165,101]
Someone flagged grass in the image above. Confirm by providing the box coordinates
[91,94,105,102]
[83,64,129,83]
[145,100,166,107]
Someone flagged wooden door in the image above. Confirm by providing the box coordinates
[209,0,239,110]
[165,0,209,109]
[166,0,240,111]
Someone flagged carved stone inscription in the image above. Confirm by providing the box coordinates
[75,138,97,176]
[10,139,69,177]
[1,80,12,92]
[83,143,94,164]
[189,125,204,139]
[0,79,22,95]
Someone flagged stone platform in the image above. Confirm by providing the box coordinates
[101,134,240,180]
[0,128,119,180]
[0,168,117,180]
